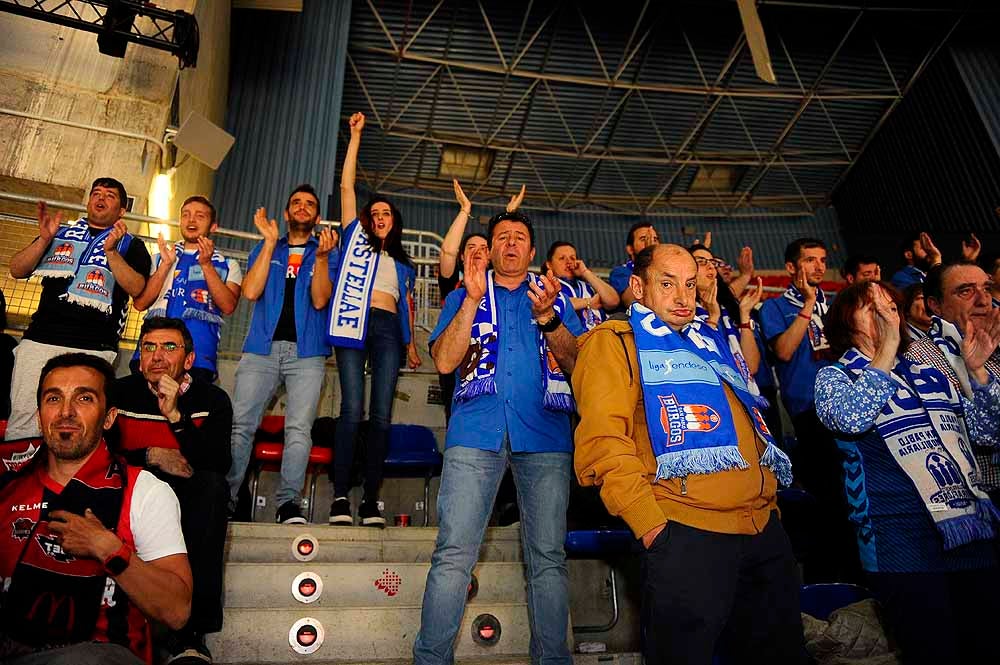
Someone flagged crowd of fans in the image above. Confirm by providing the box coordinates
[1,111,999,665]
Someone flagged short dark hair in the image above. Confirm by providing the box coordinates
[546,240,575,263]
[626,222,656,248]
[181,195,217,226]
[459,233,488,257]
[900,232,921,257]
[91,177,128,207]
[487,211,535,248]
[139,316,194,354]
[841,254,880,279]
[285,184,320,212]
[902,282,925,314]
[36,353,116,408]
[784,237,826,265]
[923,260,980,305]
[824,281,908,359]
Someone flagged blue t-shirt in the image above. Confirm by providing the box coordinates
[889,265,925,290]
[759,295,830,416]
[430,277,584,453]
[608,263,632,296]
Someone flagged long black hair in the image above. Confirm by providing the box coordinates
[360,195,413,268]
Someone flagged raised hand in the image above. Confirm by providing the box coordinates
[962,233,982,263]
[316,227,336,258]
[506,184,526,213]
[528,269,561,321]
[962,307,1000,375]
[571,257,589,278]
[103,220,128,255]
[453,178,471,214]
[196,235,215,265]
[463,248,488,302]
[919,232,942,265]
[156,373,182,422]
[872,285,901,346]
[701,231,712,249]
[37,200,63,242]
[253,207,279,245]
[794,265,816,302]
[739,277,764,319]
[698,275,721,322]
[349,111,366,136]
[737,246,754,276]
[157,234,177,267]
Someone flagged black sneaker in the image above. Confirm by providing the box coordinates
[166,633,212,664]
[276,501,307,525]
[359,499,386,527]
[329,497,353,525]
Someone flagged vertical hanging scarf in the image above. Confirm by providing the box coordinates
[783,283,829,352]
[148,243,229,325]
[557,277,607,331]
[838,349,1000,550]
[454,271,574,413]
[629,303,791,485]
[32,220,133,314]
[927,315,1000,399]
[691,306,763,399]
[328,219,380,349]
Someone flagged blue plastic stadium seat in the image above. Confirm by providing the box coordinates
[383,424,442,526]
[564,529,634,556]
[799,583,872,620]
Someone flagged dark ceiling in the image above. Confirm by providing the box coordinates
[338,0,970,217]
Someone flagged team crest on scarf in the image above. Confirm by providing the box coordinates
[659,395,721,446]
[926,452,973,509]
[79,269,110,298]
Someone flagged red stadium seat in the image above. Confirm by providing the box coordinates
[247,415,332,522]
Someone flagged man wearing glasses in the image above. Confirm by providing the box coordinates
[905,261,1000,504]
[107,316,232,664]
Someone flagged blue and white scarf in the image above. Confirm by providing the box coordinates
[783,283,829,351]
[557,277,606,331]
[839,348,999,550]
[906,322,928,341]
[928,315,1000,399]
[328,219,379,350]
[32,219,132,314]
[148,243,229,325]
[691,306,763,400]
[629,303,791,485]
[454,271,574,413]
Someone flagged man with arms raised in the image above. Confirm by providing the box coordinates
[0,353,190,664]
[133,196,242,383]
[414,211,583,665]
[6,178,151,440]
[108,317,232,663]
[574,244,803,664]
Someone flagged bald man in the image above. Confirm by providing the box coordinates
[573,244,805,664]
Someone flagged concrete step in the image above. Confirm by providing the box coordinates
[222,562,526,608]
[224,523,524,564]
[207,604,533,663]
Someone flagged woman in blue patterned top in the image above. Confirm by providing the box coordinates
[815,280,1000,665]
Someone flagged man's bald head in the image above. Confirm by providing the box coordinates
[630,244,699,331]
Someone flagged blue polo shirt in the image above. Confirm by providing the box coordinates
[759,295,830,416]
[243,236,340,358]
[431,277,585,453]
[608,262,632,296]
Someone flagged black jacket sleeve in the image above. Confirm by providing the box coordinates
[171,386,234,475]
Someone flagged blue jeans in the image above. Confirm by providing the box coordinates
[332,308,402,499]
[226,342,327,507]
[413,441,572,665]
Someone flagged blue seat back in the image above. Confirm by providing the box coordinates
[383,424,442,474]
[800,583,872,620]
[564,529,634,556]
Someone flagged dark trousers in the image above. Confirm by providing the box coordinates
[641,513,806,665]
[866,567,1000,665]
[790,409,862,582]
[165,469,229,636]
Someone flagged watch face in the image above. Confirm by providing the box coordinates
[106,554,129,576]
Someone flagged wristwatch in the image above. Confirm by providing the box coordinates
[103,540,133,576]
[536,314,562,333]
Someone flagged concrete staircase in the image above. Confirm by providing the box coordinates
[210,523,609,664]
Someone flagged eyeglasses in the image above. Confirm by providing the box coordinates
[950,282,994,301]
[140,341,182,353]
[694,257,726,268]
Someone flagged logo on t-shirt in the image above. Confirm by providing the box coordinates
[11,517,34,541]
[286,248,305,279]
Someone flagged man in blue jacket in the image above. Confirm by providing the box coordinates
[226,184,339,525]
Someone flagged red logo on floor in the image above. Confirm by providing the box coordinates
[374,569,401,597]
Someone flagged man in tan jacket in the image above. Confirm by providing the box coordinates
[573,244,805,665]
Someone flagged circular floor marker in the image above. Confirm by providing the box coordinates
[292,572,323,604]
[291,534,318,562]
[471,613,501,647]
[289,617,325,654]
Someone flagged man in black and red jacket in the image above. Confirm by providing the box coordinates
[107,317,231,665]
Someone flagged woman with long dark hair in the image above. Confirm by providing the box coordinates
[327,112,420,527]
[815,280,1000,664]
